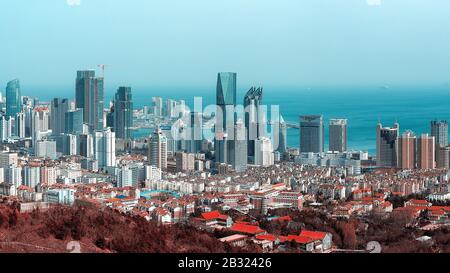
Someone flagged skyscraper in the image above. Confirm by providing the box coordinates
[300,115,324,153]
[244,87,264,157]
[6,79,22,118]
[417,134,435,169]
[431,120,448,148]
[94,127,116,168]
[79,133,94,158]
[149,126,168,170]
[329,119,347,152]
[397,131,416,170]
[75,70,104,132]
[184,112,203,154]
[65,109,84,135]
[277,115,287,154]
[50,98,70,135]
[376,123,399,168]
[215,72,237,165]
[114,87,133,139]
[228,120,247,172]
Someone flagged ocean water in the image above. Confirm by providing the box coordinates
[26,84,450,155]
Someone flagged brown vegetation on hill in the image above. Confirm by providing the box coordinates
[0,204,253,253]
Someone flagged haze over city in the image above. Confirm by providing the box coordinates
[1,0,450,88]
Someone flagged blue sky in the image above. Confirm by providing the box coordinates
[1,0,450,89]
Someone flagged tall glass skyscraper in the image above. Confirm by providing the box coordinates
[244,87,264,157]
[300,115,324,153]
[6,79,22,118]
[50,98,70,135]
[75,70,104,132]
[214,72,247,171]
[114,87,133,139]
[376,122,399,168]
[215,72,237,164]
[329,118,348,152]
[65,109,84,135]
[430,120,448,148]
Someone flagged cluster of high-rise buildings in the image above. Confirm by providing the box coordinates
[1,70,133,169]
[376,120,449,170]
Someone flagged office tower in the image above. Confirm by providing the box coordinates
[94,128,116,168]
[397,131,416,170]
[50,98,70,135]
[65,109,84,134]
[276,115,288,154]
[57,134,78,156]
[376,123,399,168]
[228,120,248,172]
[149,126,168,170]
[176,152,195,172]
[114,87,133,139]
[215,72,237,165]
[431,120,448,148]
[417,134,435,169]
[184,112,203,153]
[79,133,94,158]
[106,102,115,128]
[15,112,26,138]
[255,137,274,167]
[244,87,264,157]
[75,70,104,132]
[300,115,324,153]
[152,97,163,117]
[6,79,22,118]
[437,146,450,169]
[23,105,33,137]
[329,119,348,152]
[35,140,57,160]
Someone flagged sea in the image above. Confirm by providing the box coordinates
[23,84,450,156]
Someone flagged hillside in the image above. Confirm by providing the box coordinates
[0,203,247,253]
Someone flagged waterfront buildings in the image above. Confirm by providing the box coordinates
[376,123,399,168]
[397,131,416,170]
[300,115,324,153]
[329,119,347,152]
[417,134,435,169]
[431,120,448,148]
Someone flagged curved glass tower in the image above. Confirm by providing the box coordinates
[6,79,22,118]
